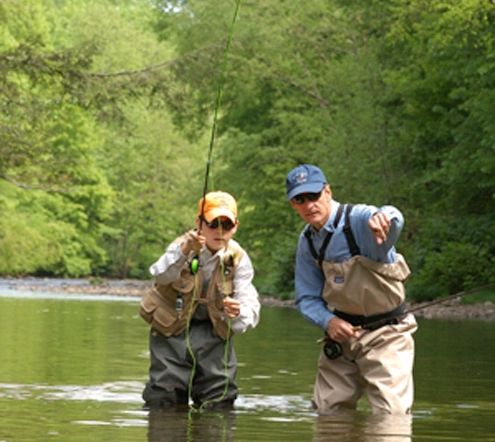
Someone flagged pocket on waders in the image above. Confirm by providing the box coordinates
[139,288,178,333]
[139,289,160,324]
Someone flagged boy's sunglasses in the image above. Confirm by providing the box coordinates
[200,216,236,231]
[291,191,322,205]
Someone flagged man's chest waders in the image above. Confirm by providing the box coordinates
[305,204,418,414]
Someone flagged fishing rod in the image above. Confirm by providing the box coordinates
[190,0,242,275]
[320,284,494,359]
[182,0,242,416]
[365,283,495,329]
[405,283,494,315]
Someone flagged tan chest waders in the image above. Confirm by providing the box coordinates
[305,204,417,414]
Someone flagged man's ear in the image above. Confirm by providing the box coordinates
[324,184,332,199]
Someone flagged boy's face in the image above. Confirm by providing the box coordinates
[196,216,238,252]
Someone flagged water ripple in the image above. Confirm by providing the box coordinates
[0,382,312,414]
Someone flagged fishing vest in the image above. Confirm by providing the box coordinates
[139,236,245,340]
[305,204,411,317]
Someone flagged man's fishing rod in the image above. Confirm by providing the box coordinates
[406,283,494,315]
[320,284,494,359]
[364,283,495,330]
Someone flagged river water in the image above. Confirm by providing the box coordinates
[0,290,494,441]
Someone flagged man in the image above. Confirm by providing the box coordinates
[286,164,417,415]
[140,191,260,410]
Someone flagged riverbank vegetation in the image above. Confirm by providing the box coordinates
[1,0,494,301]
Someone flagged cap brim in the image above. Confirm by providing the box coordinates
[287,182,325,200]
[203,208,236,223]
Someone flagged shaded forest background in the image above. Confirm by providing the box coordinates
[1,0,494,301]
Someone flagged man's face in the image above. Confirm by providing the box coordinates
[289,185,332,230]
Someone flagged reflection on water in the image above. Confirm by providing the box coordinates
[0,294,494,441]
[314,412,412,442]
[147,409,236,442]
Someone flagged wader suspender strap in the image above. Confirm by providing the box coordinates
[343,204,361,256]
[304,204,344,267]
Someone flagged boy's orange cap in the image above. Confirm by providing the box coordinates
[198,191,237,223]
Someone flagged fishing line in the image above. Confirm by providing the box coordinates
[184,0,242,413]
[198,258,233,412]
[185,229,235,413]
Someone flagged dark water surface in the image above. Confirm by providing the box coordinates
[0,291,494,441]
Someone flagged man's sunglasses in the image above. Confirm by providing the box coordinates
[200,216,236,231]
[291,191,322,205]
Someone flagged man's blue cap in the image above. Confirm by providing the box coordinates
[286,164,327,200]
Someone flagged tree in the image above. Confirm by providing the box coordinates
[150,0,495,297]
[0,0,204,277]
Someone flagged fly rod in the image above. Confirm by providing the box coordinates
[360,283,495,331]
[319,284,494,359]
[190,0,242,275]
[184,0,243,416]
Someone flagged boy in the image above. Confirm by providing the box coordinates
[140,191,260,410]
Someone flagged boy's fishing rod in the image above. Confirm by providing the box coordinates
[190,0,242,275]
[183,2,243,416]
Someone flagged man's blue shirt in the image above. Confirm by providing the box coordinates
[294,200,404,331]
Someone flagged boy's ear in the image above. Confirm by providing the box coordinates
[233,220,240,233]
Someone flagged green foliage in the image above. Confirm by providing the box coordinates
[97,98,203,278]
[460,289,495,305]
[0,185,96,276]
[382,0,495,211]
[151,0,495,299]
[0,0,203,278]
[408,241,494,302]
[0,0,494,301]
